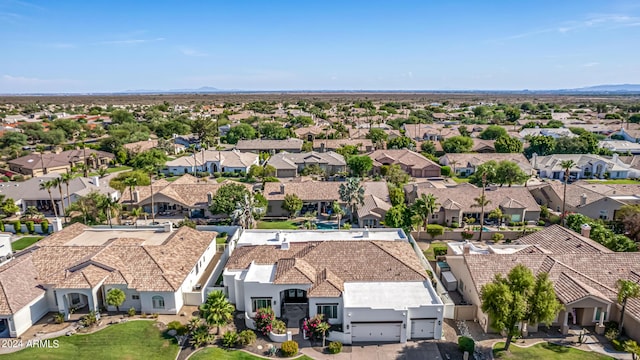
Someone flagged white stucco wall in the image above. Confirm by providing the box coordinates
[103,285,142,313]
[10,294,49,337]
[140,291,180,314]
[309,297,343,323]
[243,282,311,318]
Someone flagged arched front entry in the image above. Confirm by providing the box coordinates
[280,289,308,328]
[211,164,218,173]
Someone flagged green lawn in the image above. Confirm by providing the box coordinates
[452,177,470,183]
[585,179,640,184]
[216,235,228,244]
[11,236,44,251]
[190,347,314,360]
[257,220,299,230]
[1,321,179,360]
[423,241,448,261]
[493,342,615,360]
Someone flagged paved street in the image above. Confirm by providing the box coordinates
[301,341,443,360]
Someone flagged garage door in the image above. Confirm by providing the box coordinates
[351,322,402,342]
[410,319,435,339]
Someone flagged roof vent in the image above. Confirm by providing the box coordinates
[280,236,289,250]
[363,227,369,238]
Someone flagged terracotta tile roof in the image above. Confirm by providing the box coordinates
[263,181,386,202]
[227,240,427,296]
[0,255,45,315]
[120,175,252,208]
[236,139,303,151]
[440,153,532,173]
[369,149,440,171]
[515,225,613,254]
[413,185,540,212]
[312,139,373,150]
[0,225,217,314]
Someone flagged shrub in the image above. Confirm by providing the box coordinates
[40,219,49,234]
[80,311,98,327]
[280,340,299,357]
[54,312,65,324]
[426,224,445,238]
[451,222,460,228]
[0,221,3,232]
[440,165,451,177]
[612,338,624,351]
[549,214,561,225]
[222,330,239,348]
[167,320,188,335]
[491,233,504,242]
[128,307,136,317]
[263,176,279,183]
[272,319,287,334]
[254,307,275,335]
[432,245,448,256]
[458,336,475,353]
[328,341,343,354]
[605,328,619,341]
[213,172,222,178]
[604,321,619,332]
[26,221,35,234]
[13,220,21,234]
[537,220,546,226]
[152,313,159,319]
[238,329,256,346]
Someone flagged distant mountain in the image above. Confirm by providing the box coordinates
[566,84,640,92]
[119,86,226,94]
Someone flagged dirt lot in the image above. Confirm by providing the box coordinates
[1,92,639,105]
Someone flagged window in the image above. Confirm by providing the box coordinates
[132,295,140,300]
[594,308,607,322]
[317,304,338,319]
[252,298,271,312]
[70,293,81,305]
[152,295,165,309]
[431,213,439,220]
[599,210,608,220]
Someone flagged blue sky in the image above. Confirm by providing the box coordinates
[1,0,640,93]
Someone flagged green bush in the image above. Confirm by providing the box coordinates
[40,219,49,234]
[491,233,504,242]
[54,312,65,324]
[280,340,299,357]
[0,221,4,232]
[433,245,448,256]
[238,329,256,346]
[328,341,343,354]
[222,330,239,348]
[426,224,445,238]
[272,319,287,334]
[549,214,561,225]
[13,220,21,234]
[612,338,624,351]
[26,221,35,234]
[451,222,460,228]
[537,220,546,226]
[458,336,475,353]
[440,165,451,177]
[167,320,188,335]
[128,307,136,317]
[605,328,619,341]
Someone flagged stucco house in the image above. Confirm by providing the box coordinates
[223,228,444,344]
[0,223,219,338]
[164,150,259,175]
[439,153,532,177]
[445,225,640,341]
[531,153,639,180]
[405,183,541,226]
[8,149,115,177]
[369,149,441,178]
[236,139,303,153]
[266,151,346,178]
[120,174,252,218]
[312,139,373,153]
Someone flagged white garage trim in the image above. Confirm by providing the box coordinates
[351,322,402,343]
[411,318,436,339]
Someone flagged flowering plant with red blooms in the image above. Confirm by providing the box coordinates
[302,314,329,339]
[461,229,474,240]
[254,308,275,335]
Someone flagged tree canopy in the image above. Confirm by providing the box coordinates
[209,183,251,215]
[479,125,508,140]
[387,136,416,150]
[347,155,373,177]
[442,136,473,153]
[494,136,524,153]
[481,264,562,351]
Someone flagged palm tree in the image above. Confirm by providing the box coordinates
[78,132,89,177]
[449,160,459,177]
[199,290,235,335]
[231,193,258,229]
[413,193,440,231]
[35,144,46,175]
[488,208,504,227]
[145,166,156,224]
[52,177,66,223]
[123,177,138,208]
[99,196,121,228]
[338,177,365,223]
[39,180,59,218]
[60,172,74,221]
[129,207,143,228]
[617,279,640,333]
[471,194,491,242]
[332,202,345,229]
[560,159,575,227]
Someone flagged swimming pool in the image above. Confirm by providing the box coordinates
[482,227,491,232]
[316,222,339,229]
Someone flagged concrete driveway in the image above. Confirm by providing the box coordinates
[302,341,443,360]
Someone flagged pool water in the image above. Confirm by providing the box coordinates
[316,222,339,229]
[482,227,490,232]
